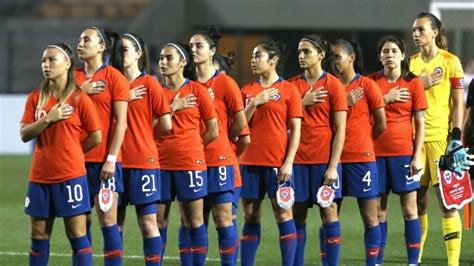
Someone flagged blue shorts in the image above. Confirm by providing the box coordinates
[376,156,420,194]
[121,168,161,206]
[232,187,241,215]
[25,175,91,218]
[86,162,124,203]
[207,165,235,194]
[160,170,208,201]
[240,165,292,200]
[341,162,378,199]
[293,164,343,205]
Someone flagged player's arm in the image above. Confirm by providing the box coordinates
[463,108,472,146]
[20,103,72,142]
[155,113,172,138]
[235,135,251,157]
[372,107,386,139]
[278,117,301,182]
[229,110,247,140]
[202,117,218,147]
[82,129,102,152]
[325,111,346,184]
[100,100,128,179]
[244,88,278,122]
[451,88,465,130]
[410,110,425,175]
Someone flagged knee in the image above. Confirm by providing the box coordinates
[99,215,117,227]
[30,228,50,240]
[292,206,307,224]
[244,210,260,224]
[274,208,293,223]
[321,204,338,224]
[213,212,233,228]
[138,217,159,237]
[362,213,379,228]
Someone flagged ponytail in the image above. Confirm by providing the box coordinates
[417,12,448,50]
[89,26,124,72]
[332,38,364,74]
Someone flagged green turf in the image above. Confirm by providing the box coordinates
[0,155,472,265]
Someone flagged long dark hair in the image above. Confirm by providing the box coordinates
[377,35,416,81]
[300,34,330,70]
[89,26,124,73]
[163,42,196,80]
[123,33,150,73]
[194,25,222,51]
[257,39,289,75]
[332,38,363,74]
[214,52,235,73]
[416,12,448,50]
[38,43,77,111]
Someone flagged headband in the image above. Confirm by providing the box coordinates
[124,33,142,51]
[47,45,70,62]
[165,43,187,61]
[301,38,325,52]
[91,26,106,46]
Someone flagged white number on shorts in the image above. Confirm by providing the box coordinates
[102,177,116,191]
[362,171,372,187]
[187,171,204,188]
[273,168,279,176]
[332,176,340,189]
[141,174,157,192]
[66,184,83,203]
[218,166,227,182]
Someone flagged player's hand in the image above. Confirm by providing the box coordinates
[302,86,328,107]
[347,87,363,107]
[447,139,467,164]
[278,162,293,182]
[252,88,278,106]
[171,92,197,112]
[419,70,442,89]
[45,103,73,123]
[408,155,423,177]
[80,79,105,95]
[384,87,410,104]
[323,166,338,186]
[129,85,147,101]
[100,161,116,180]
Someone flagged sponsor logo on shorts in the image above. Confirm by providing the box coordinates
[363,188,372,192]
[145,192,155,197]
[193,188,202,193]
[72,204,82,209]
[219,181,227,186]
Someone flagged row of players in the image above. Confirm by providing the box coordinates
[20,11,472,266]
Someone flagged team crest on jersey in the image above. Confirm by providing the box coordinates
[64,104,75,112]
[272,93,281,101]
[434,67,443,75]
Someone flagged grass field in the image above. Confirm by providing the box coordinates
[0,155,473,265]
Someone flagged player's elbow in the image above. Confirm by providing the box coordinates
[91,130,102,147]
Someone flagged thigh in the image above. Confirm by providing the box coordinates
[160,170,175,202]
[63,214,87,238]
[30,216,55,239]
[422,141,447,186]
[25,182,53,218]
[241,198,263,223]
[232,187,241,216]
[376,157,390,195]
[293,164,311,204]
[157,201,172,228]
[179,199,204,227]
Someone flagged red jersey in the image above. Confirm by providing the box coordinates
[156,80,217,171]
[240,79,303,167]
[75,65,129,162]
[368,71,428,156]
[341,74,385,163]
[198,71,244,167]
[21,89,100,184]
[288,72,348,164]
[121,74,170,169]
[231,126,251,188]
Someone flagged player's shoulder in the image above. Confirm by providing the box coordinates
[439,49,460,62]
[366,70,384,81]
[287,73,304,84]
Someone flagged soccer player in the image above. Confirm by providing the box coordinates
[331,39,386,266]
[190,26,247,265]
[288,34,347,266]
[410,12,465,265]
[239,39,303,266]
[116,33,172,265]
[156,42,218,266]
[21,43,101,266]
[76,26,129,265]
[368,35,427,265]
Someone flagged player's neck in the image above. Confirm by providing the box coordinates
[340,68,357,86]
[259,71,280,88]
[84,57,104,77]
[124,64,142,83]
[384,67,401,83]
[165,74,186,90]
[420,44,439,63]
[195,63,215,83]
[48,76,68,95]
[304,66,324,85]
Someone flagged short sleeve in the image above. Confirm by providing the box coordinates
[287,84,304,119]
[149,78,171,118]
[411,77,428,111]
[78,91,101,133]
[365,79,385,111]
[197,84,217,121]
[21,91,38,124]
[448,56,464,79]
[330,79,348,112]
[222,76,244,114]
[109,68,129,102]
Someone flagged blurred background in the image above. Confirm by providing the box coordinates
[0,0,473,153]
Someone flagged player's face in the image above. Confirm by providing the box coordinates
[159,46,185,77]
[331,45,353,74]
[122,38,141,69]
[298,40,324,70]
[412,17,437,47]
[379,41,405,70]
[189,34,215,65]
[77,29,105,61]
[251,45,275,75]
[42,48,70,80]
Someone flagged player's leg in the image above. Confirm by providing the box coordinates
[375,157,389,266]
[417,142,432,263]
[64,214,92,266]
[157,169,173,261]
[292,164,310,266]
[29,216,54,266]
[400,191,421,265]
